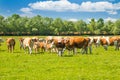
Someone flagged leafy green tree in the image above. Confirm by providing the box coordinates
[5,14,21,34]
[113,19,120,34]
[96,18,104,34]
[42,17,53,35]
[102,20,114,34]
[0,15,5,33]
[52,18,64,35]
[88,18,96,34]
[75,20,87,34]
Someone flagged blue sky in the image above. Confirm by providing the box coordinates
[0,0,120,22]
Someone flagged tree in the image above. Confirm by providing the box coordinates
[52,18,64,35]
[75,20,87,34]
[88,18,96,34]
[5,14,21,35]
[113,19,120,34]
[102,20,114,34]
[96,18,104,34]
[0,15,5,33]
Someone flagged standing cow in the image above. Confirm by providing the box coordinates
[33,41,46,53]
[23,38,35,54]
[64,37,90,54]
[53,37,65,56]
[6,38,15,53]
[98,36,120,50]
[19,38,24,50]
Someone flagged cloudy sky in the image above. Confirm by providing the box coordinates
[0,0,120,22]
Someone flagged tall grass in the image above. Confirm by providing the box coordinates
[0,36,120,80]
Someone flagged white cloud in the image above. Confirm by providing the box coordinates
[104,17,117,22]
[80,1,113,12]
[67,18,78,22]
[20,12,36,17]
[20,0,120,15]
[79,1,120,14]
[28,0,79,12]
[20,7,32,13]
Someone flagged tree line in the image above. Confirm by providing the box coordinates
[0,14,120,36]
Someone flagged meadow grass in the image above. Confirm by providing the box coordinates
[0,36,120,80]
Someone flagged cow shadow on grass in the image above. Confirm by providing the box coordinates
[63,54,73,57]
[0,50,6,52]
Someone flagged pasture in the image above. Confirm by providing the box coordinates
[0,36,120,80]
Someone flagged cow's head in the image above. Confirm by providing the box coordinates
[32,37,39,42]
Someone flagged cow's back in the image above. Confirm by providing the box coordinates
[23,38,33,47]
[6,38,15,46]
[73,37,86,48]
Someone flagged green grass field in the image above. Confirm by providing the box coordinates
[0,36,120,80]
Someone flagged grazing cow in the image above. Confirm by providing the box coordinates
[33,41,46,53]
[45,36,54,51]
[64,37,90,54]
[32,37,39,42]
[23,38,34,54]
[53,37,65,56]
[19,38,24,50]
[118,37,120,50]
[93,36,101,47]
[45,36,54,44]
[39,38,46,42]
[64,37,75,54]
[6,38,15,53]
[87,37,94,54]
[46,41,56,53]
[99,36,120,50]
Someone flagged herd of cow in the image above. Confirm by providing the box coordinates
[0,36,120,56]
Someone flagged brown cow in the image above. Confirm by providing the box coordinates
[46,41,56,53]
[32,37,39,42]
[53,37,65,56]
[93,36,101,47]
[19,38,24,50]
[64,37,90,54]
[23,38,34,54]
[45,36,54,44]
[33,41,46,53]
[99,36,120,50]
[6,38,15,53]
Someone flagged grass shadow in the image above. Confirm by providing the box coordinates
[0,50,6,52]
[63,54,73,57]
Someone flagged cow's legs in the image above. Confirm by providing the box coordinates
[8,45,10,53]
[28,46,32,54]
[85,47,88,54]
[23,46,27,54]
[58,49,63,56]
[58,51,62,56]
[73,48,76,55]
[89,45,92,54]
[103,45,108,50]
[114,41,118,50]
[11,46,14,53]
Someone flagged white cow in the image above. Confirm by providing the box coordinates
[23,38,34,54]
